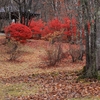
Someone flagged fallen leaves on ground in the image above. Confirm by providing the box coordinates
[0,71,100,100]
[0,36,100,100]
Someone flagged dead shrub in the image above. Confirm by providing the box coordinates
[69,43,85,62]
[5,40,22,61]
[45,42,63,66]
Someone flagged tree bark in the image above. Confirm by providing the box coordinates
[81,0,98,78]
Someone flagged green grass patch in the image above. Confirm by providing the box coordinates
[0,82,41,100]
[68,97,100,100]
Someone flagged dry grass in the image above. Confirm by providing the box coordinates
[69,97,100,100]
[0,36,85,78]
[0,82,41,100]
[1,36,100,100]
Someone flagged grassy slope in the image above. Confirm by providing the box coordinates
[0,36,99,100]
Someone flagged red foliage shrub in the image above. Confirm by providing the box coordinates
[62,17,71,29]
[29,19,44,35]
[5,23,32,43]
[41,18,62,37]
[41,17,78,43]
[28,17,78,41]
[62,17,71,36]
[41,26,52,37]
[48,18,62,32]
[62,17,77,40]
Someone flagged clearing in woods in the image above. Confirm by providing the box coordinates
[0,36,100,100]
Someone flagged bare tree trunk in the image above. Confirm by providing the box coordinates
[96,23,100,70]
[81,0,99,78]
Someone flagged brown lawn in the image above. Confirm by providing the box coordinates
[1,35,100,100]
[0,35,85,78]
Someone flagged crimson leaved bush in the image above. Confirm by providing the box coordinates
[28,18,78,40]
[62,17,71,36]
[41,18,62,36]
[48,18,62,32]
[42,26,52,37]
[5,23,32,43]
[29,19,44,35]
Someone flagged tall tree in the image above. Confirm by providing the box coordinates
[80,0,100,78]
[13,0,32,25]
